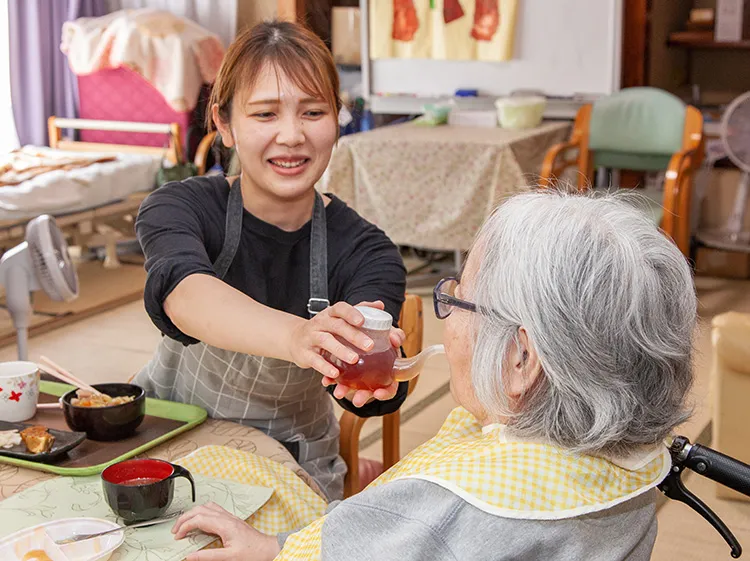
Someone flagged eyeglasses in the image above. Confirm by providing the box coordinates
[433,277,478,320]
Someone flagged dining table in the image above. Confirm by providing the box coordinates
[319,120,572,252]
[0,417,323,560]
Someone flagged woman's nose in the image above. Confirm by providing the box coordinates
[276,116,305,147]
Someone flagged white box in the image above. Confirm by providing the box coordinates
[716,0,747,42]
[448,110,498,128]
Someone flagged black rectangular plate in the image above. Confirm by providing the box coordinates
[0,420,86,463]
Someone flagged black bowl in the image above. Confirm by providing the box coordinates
[62,383,146,441]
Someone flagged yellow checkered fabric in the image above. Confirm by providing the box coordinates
[276,407,671,560]
[372,407,670,516]
[177,445,327,535]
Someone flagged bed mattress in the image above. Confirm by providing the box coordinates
[0,147,160,222]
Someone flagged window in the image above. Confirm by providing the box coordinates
[0,1,20,154]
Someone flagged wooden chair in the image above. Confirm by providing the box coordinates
[339,293,424,497]
[540,87,704,257]
[194,131,218,176]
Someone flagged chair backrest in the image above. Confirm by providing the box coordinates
[588,87,687,171]
[399,293,424,359]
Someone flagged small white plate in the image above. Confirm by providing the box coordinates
[0,517,124,561]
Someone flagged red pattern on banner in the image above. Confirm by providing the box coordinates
[471,0,500,41]
[393,0,419,41]
[444,0,465,23]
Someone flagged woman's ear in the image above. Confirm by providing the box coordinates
[504,327,542,399]
[212,104,235,148]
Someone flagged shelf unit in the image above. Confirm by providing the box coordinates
[668,32,750,49]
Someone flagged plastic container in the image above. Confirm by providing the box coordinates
[494,96,547,129]
[327,306,398,391]
[448,109,498,128]
[417,103,451,126]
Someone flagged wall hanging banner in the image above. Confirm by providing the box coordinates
[370,0,519,62]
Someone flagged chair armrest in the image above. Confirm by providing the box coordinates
[540,136,582,187]
[661,146,699,253]
[194,132,217,175]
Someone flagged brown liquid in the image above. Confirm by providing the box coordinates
[121,477,162,486]
[328,348,398,391]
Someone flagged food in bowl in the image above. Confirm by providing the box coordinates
[70,388,135,408]
[22,551,53,561]
[62,383,146,441]
[20,426,55,454]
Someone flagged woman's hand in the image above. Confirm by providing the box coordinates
[172,503,280,561]
[321,301,406,407]
[286,300,395,377]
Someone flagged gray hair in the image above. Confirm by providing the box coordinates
[470,190,696,456]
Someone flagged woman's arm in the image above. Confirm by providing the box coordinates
[137,181,384,378]
[165,274,382,378]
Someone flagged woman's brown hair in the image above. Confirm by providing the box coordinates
[207,20,340,131]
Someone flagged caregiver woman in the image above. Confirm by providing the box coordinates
[133,21,407,501]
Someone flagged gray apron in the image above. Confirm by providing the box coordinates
[134,179,346,501]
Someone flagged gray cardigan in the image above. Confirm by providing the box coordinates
[281,478,658,560]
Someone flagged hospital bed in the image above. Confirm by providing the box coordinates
[0,117,213,267]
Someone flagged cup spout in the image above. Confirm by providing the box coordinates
[392,344,445,382]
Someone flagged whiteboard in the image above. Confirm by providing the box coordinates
[363,0,622,100]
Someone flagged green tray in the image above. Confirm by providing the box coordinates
[0,381,207,476]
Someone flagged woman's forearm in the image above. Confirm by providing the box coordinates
[164,273,304,361]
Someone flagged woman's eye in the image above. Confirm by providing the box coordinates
[305,110,326,118]
[253,112,275,119]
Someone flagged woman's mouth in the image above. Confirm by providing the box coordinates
[268,157,311,177]
[269,158,309,167]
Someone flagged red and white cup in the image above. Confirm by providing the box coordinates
[0,361,40,422]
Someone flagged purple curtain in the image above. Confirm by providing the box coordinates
[8,0,108,146]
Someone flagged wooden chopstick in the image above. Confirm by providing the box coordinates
[36,402,62,409]
[37,363,98,394]
[38,356,100,395]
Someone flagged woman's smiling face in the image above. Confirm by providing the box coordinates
[214,61,338,203]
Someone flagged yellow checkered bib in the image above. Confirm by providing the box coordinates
[277,407,671,560]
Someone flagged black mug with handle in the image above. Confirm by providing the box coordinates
[102,458,196,523]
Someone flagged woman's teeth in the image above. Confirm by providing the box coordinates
[270,159,307,168]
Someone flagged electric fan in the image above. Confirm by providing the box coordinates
[0,215,78,360]
[695,92,750,253]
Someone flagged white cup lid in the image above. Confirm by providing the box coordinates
[354,306,393,331]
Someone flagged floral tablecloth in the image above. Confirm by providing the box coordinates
[319,121,571,251]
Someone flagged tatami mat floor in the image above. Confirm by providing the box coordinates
[1,273,749,559]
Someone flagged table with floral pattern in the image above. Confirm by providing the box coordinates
[319,121,571,251]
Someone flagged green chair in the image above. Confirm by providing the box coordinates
[541,87,704,257]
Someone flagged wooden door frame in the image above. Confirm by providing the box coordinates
[621,0,649,88]
[278,0,306,22]
[277,0,332,47]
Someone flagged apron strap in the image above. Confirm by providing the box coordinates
[307,191,329,317]
[212,177,244,279]
[213,177,329,318]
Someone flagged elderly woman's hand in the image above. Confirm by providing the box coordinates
[172,503,280,561]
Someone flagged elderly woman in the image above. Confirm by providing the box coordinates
[172,190,696,561]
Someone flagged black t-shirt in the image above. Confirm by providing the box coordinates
[136,175,408,417]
